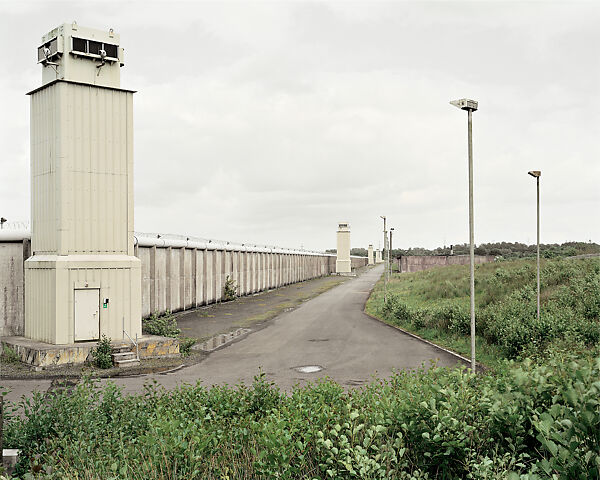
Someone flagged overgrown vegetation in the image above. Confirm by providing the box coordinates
[223,275,238,301]
[1,345,20,364]
[179,337,196,356]
[4,356,600,479]
[367,258,600,363]
[142,310,181,337]
[3,256,600,478]
[90,335,113,369]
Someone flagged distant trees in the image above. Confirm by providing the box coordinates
[324,248,368,257]
[390,241,599,259]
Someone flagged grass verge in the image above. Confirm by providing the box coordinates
[366,257,600,370]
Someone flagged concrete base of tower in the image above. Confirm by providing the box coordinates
[335,259,351,274]
[24,255,141,345]
[1,334,179,370]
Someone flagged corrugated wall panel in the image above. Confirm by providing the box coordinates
[24,268,56,343]
[61,83,130,254]
[30,87,59,254]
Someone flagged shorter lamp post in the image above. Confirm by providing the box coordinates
[528,170,541,321]
[389,228,394,275]
[380,215,387,302]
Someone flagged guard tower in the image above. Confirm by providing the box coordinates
[368,244,374,265]
[25,23,141,344]
[376,249,383,263]
[336,223,351,273]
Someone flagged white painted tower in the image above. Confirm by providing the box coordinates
[376,249,383,263]
[25,23,141,344]
[368,245,374,265]
[336,223,351,273]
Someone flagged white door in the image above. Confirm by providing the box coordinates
[74,289,100,341]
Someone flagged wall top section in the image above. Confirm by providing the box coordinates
[133,232,334,256]
[0,230,31,242]
[1,229,376,259]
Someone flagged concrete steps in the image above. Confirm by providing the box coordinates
[111,349,140,368]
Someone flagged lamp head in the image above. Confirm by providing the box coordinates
[450,98,478,112]
[528,171,541,178]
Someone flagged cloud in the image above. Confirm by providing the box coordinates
[1,1,598,250]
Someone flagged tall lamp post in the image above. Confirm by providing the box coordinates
[528,170,541,321]
[389,227,394,276]
[450,98,478,372]
[380,215,387,302]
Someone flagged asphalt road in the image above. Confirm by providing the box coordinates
[3,265,464,402]
[110,264,464,393]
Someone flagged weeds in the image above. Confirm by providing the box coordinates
[223,275,238,301]
[143,310,181,337]
[5,355,600,478]
[179,337,196,356]
[1,345,20,364]
[90,335,113,369]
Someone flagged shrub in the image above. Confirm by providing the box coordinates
[179,337,196,356]
[5,354,600,479]
[223,275,238,301]
[91,335,113,369]
[443,304,471,335]
[1,345,20,364]
[143,311,181,337]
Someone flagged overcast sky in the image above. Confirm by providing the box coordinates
[1,1,598,251]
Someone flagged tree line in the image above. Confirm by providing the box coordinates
[329,242,600,259]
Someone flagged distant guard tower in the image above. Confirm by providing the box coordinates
[336,223,351,273]
[368,245,374,265]
[25,23,141,344]
[375,249,383,263]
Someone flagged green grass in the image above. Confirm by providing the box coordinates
[366,257,600,368]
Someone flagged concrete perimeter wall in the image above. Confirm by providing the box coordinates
[396,255,496,273]
[1,235,367,336]
[1,239,30,336]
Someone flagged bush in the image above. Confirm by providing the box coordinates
[1,345,20,364]
[442,304,471,336]
[143,311,181,337]
[223,275,238,301]
[179,337,196,356]
[91,335,113,369]
[5,354,600,479]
